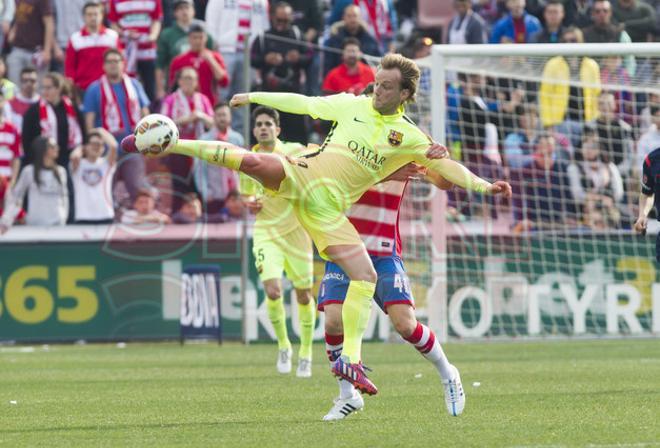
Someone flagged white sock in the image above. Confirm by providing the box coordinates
[404,322,454,380]
[339,378,356,399]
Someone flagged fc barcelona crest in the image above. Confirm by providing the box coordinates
[388,130,403,146]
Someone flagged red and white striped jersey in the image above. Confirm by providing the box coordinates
[65,26,122,90]
[0,121,21,178]
[346,180,407,257]
[107,0,163,61]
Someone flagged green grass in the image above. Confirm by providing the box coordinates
[1,339,659,447]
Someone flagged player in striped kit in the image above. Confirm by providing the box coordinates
[320,161,465,420]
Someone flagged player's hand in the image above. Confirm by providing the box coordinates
[245,200,263,214]
[425,142,449,160]
[634,217,648,235]
[230,93,250,108]
[488,180,512,198]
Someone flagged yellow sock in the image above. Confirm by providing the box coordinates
[172,139,246,170]
[341,280,376,363]
[266,298,290,350]
[297,299,316,360]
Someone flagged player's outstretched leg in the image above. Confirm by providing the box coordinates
[322,305,364,421]
[295,288,315,378]
[263,280,292,374]
[325,244,378,395]
[123,136,286,191]
[389,304,465,416]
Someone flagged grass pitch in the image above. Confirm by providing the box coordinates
[1,339,659,447]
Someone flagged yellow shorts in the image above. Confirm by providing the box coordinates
[275,155,364,259]
[253,226,314,289]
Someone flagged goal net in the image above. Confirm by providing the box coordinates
[412,43,660,341]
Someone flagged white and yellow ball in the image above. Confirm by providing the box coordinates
[134,114,179,155]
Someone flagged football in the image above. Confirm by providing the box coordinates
[133,114,179,156]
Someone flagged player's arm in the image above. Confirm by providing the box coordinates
[422,156,511,197]
[634,156,656,235]
[230,92,355,121]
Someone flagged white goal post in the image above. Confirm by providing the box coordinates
[413,42,660,342]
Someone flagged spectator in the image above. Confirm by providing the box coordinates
[217,189,244,223]
[204,0,269,133]
[65,2,122,93]
[6,0,56,83]
[583,0,635,74]
[511,132,577,232]
[532,1,566,43]
[0,0,14,52]
[0,91,22,190]
[612,0,656,42]
[161,66,213,212]
[0,137,68,233]
[6,67,40,132]
[474,0,508,26]
[327,0,397,52]
[171,192,202,223]
[169,23,228,107]
[639,91,660,135]
[53,0,86,69]
[155,0,216,100]
[23,72,85,168]
[600,55,633,123]
[567,134,623,228]
[445,0,488,45]
[0,57,16,99]
[120,187,171,224]
[592,92,634,176]
[489,0,542,43]
[321,38,375,95]
[107,0,163,101]
[323,4,381,77]
[504,105,539,169]
[195,102,240,218]
[70,127,117,224]
[564,0,594,29]
[636,105,660,173]
[251,1,311,143]
[539,27,601,146]
[83,49,150,202]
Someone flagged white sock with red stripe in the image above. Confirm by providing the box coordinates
[325,332,356,399]
[404,322,453,381]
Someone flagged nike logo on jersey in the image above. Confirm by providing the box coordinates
[353,117,366,123]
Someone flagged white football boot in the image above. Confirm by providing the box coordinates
[322,393,364,421]
[442,364,466,416]
[276,347,292,374]
[296,358,312,378]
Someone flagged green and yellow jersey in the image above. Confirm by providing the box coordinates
[239,139,309,243]
[249,92,491,210]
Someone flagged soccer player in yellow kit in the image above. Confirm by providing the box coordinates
[125,54,512,396]
[241,106,316,377]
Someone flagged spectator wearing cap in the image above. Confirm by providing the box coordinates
[251,2,312,143]
[6,0,56,83]
[83,49,150,202]
[107,0,163,101]
[155,0,216,100]
[65,2,122,94]
[120,188,171,225]
[323,4,381,76]
[322,38,375,95]
[169,22,228,107]
[531,1,567,43]
[6,67,40,133]
[490,0,542,43]
[204,0,269,133]
[445,0,488,45]
[612,0,656,43]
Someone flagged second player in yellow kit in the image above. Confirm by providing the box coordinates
[240,106,316,378]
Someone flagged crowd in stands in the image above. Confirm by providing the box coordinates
[0,0,657,234]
